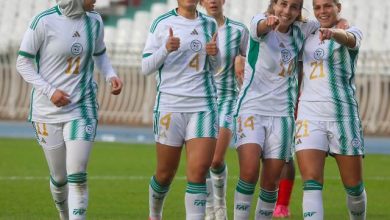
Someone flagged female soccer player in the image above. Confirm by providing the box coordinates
[233,0,320,219]
[295,0,366,219]
[199,0,249,219]
[16,0,122,219]
[141,0,220,219]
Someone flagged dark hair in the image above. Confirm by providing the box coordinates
[265,0,305,22]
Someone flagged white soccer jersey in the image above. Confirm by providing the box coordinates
[18,6,106,123]
[142,9,219,113]
[235,14,319,117]
[214,18,249,101]
[298,26,363,121]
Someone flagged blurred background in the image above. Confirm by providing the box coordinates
[0,0,389,140]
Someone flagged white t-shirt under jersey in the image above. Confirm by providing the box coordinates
[142,9,220,113]
[18,5,107,123]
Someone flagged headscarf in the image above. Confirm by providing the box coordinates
[57,0,85,19]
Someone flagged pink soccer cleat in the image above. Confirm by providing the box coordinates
[273,205,291,218]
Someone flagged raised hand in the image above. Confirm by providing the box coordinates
[319,28,335,42]
[166,27,180,53]
[50,89,71,107]
[109,76,123,95]
[206,32,218,56]
[265,15,280,30]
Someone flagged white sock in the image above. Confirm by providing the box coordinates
[254,188,277,220]
[68,173,88,220]
[185,182,207,220]
[345,183,366,220]
[149,176,170,220]
[234,179,256,220]
[50,177,69,220]
[210,164,227,207]
[205,172,214,213]
[302,180,323,220]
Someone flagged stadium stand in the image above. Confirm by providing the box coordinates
[0,0,389,135]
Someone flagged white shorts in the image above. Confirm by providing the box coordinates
[217,99,236,131]
[153,111,219,147]
[32,118,97,150]
[294,119,364,156]
[235,114,294,160]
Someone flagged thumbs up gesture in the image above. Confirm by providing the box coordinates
[166,27,180,53]
[206,32,218,56]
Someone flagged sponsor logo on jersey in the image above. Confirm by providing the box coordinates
[72,31,81,38]
[191,29,199,35]
[314,48,325,60]
[71,43,83,55]
[190,40,202,52]
[281,49,292,63]
[40,137,46,144]
[279,42,285,48]
[296,138,302,145]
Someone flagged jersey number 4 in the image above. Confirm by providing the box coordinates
[189,54,200,71]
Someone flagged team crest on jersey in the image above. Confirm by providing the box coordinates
[190,40,202,52]
[71,43,83,56]
[351,137,361,149]
[314,48,325,60]
[85,124,94,135]
[281,49,292,63]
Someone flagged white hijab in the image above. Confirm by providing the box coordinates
[57,0,85,19]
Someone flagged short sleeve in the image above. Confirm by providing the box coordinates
[92,13,106,56]
[18,18,45,59]
[347,26,363,50]
[239,26,250,56]
[250,13,266,41]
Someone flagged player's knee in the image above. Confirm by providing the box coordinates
[239,170,259,183]
[155,171,176,185]
[211,160,224,169]
[67,172,87,184]
[50,174,67,187]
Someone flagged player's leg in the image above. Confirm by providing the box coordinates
[184,111,218,220]
[234,144,260,220]
[296,150,326,220]
[335,155,366,220]
[273,161,295,218]
[150,112,185,220]
[295,119,329,220]
[234,114,264,220]
[254,116,294,220]
[32,122,69,220]
[331,120,366,220]
[185,137,216,220]
[210,127,231,220]
[63,119,97,220]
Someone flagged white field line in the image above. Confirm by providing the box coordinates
[0,175,389,181]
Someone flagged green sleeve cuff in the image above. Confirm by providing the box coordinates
[18,51,35,59]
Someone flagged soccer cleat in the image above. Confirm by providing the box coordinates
[273,205,291,218]
[205,206,215,220]
[214,206,227,220]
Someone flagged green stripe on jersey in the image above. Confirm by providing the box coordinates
[18,51,35,59]
[234,37,260,116]
[150,10,175,33]
[30,7,57,30]
[327,40,348,154]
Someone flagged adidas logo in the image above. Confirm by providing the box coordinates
[72,31,81,37]
[190,29,198,35]
[279,42,285,48]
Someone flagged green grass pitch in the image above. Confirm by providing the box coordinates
[0,138,388,219]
